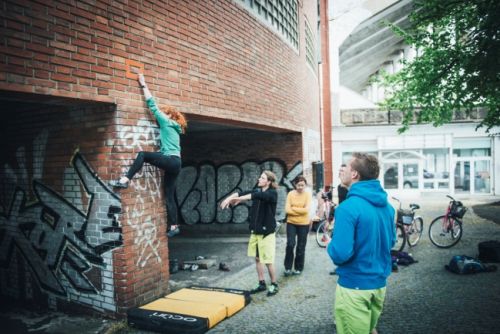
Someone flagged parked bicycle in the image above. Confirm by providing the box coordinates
[392,197,424,252]
[428,195,467,248]
[316,191,336,248]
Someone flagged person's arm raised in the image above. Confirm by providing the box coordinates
[137,73,153,100]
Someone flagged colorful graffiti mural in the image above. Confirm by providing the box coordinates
[176,160,303,225]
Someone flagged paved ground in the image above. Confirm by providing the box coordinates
[2,195,500,334]
[472,200,500,225]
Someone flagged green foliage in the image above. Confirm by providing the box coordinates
[379,0,500,134]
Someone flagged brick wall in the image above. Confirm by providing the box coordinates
[183,130,302,167]
[0,104,129,315]
[0,0,322,315]
[0,0,320,131]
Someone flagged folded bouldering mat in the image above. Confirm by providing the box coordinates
[127,286,250,334]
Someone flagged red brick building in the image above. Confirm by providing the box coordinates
[0,0,331,315]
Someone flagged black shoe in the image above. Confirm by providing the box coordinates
[250,282,267,294]
[329,270,337,275]
[109,180,128,189]
[267,283,279,296]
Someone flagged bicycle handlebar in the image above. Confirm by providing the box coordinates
[446,195,456,202]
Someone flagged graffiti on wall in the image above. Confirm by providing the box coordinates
[176,160,303,225]
[116,118,162,267]
[0,132,122,308]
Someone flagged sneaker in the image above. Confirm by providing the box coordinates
[250,282,267,294]
[109,180,128,189]
[284,269,292,277]
[219,262,230,272]
[267,283,279,296]
[292,270,301,275]
[167,226,180,237]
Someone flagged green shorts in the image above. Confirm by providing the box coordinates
[247,233,276,264]
[334,284,386,334]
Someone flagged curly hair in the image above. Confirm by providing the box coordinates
[162,106,187,134]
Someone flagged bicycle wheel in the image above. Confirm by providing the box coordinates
[392,224,406,252]
[407,217,423,247]
[428,215,463,248]
[316,220,330,248]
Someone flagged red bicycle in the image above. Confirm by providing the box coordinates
[428,195,467,248]
[315,192,336,248]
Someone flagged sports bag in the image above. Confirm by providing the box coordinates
[445,255,497,275]
[478,240,500,263]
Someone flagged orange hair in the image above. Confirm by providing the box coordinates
[162,106,187,134]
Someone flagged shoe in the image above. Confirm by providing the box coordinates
[267,283,279,296]
[109,180,128,189]
[167,226,180,237]
[329,270,337,275]
[219,262,230,272]
[284,269,292,277]
[250,282,267,294]
[292,270,301,275]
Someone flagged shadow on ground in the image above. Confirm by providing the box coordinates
[472,201,500,225]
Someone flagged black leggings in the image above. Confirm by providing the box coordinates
[126,151,181,227]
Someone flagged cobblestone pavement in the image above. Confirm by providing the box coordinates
[4,196,499,334]
[206,196,500,334]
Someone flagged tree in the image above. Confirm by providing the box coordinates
[379,0,500,134]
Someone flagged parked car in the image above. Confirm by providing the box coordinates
[384,167,434,189]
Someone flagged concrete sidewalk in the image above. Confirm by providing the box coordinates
[2,194,499,334]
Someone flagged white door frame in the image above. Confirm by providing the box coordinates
[452,156,492,195]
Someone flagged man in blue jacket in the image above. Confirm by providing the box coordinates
[327,153,396,334]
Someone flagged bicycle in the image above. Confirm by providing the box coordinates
[315,192,336,248]
[391,197,424,252]
[428,195,467,248]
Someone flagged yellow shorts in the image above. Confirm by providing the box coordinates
[334,284,386,334]
[247,233,276,264]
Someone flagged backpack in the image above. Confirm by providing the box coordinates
[478,240,500,263]
[445,255,497,275]
[391,251,417,266]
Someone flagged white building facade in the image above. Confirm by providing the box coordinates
[329,0,499,196]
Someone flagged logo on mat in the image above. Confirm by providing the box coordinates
[150,312,198,322]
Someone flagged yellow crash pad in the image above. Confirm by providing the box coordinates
[127,286,250,333]
[167,287,246,316]
[141,298,226,328]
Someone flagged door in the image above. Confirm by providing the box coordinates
[454,161,471,193]
[382,160,421,191]
[454,159,492,194]
[402,162,419,189]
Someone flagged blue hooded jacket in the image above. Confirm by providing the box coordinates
[327,179,396,290]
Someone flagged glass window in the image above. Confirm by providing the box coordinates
[240,0,299,49]
[423,149,450,179]
[474,161,491,193]
[304,18,317,71]
[453,148,491,157]
[383,162,398,189]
